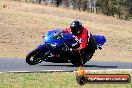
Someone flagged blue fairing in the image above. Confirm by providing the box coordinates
[38,44,49,51]
[43,29,76,47]
[93,35,106,47]
[42,29,106,50]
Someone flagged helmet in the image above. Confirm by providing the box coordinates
[70,20,83,36]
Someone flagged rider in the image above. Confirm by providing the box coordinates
[63,20,97,60]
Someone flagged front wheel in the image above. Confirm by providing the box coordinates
[26,49,43,65]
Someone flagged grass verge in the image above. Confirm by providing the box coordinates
[0,71,132,88]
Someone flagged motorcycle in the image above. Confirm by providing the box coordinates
[26,29,106,66]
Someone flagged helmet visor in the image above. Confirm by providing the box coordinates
[71,27,82,36]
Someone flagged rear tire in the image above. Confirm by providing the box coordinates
[70,57,86,66]
[26,49,43,65]
[70,51,87,66]
[70,60,83,66]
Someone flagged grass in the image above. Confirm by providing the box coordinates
[0,72,132,88]
[0,0,132,62]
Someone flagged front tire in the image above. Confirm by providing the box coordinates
[26,49,43,65]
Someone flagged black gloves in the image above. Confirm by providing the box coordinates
[62,46,72,52]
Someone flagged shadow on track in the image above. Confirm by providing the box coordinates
[39,64,118,69]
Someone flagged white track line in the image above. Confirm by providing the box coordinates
[0,69,132,73]
[85,69,132,72]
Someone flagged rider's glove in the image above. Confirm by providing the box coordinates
[66,47,72,52]
[62,47,72,52]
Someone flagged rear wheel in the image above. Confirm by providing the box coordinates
[26,49,43,65]
[70,59,80,66]
[70,58,87,66]
[69,51,86,66]
[70,50,95,66]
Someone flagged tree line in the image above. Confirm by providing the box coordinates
[17,0,132,20]
[96,0,132,20]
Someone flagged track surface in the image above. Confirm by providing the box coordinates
[0,58,132,72]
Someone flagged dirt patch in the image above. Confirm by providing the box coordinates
[6,1,132,27]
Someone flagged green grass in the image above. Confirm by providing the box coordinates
[0,72,132,88]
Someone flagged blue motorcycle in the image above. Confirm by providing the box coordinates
[26,29,106,66]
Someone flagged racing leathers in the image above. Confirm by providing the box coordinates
[63,26,97,60]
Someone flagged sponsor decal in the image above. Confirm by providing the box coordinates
[76,67,131,85]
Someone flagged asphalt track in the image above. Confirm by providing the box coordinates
[0,58,132,72]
